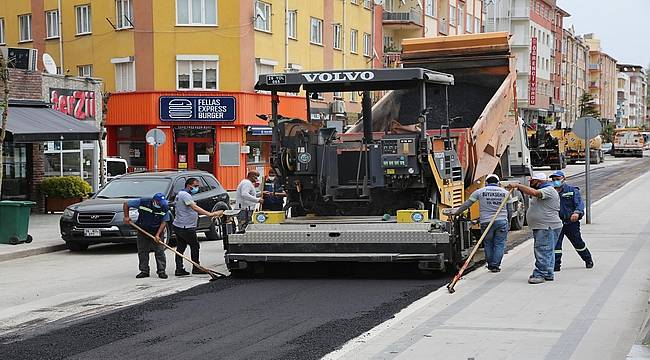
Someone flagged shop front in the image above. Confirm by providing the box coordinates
[106,92,306,190]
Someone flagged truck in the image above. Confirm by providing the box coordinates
[527,126,567,170]
[224,33,531,275]
[612,128,645,157]
[564,132,605,164]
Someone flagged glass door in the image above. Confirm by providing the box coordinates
[176,138,214,174]
[193,141,213,173]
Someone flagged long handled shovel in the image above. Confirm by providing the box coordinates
[447,188,513,293]
[130,222,227,281]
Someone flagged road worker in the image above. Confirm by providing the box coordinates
[444,174,511,272]
[507,173,563,284]
[550,171,594,271]
[262,169,287,211]
[123,192,170,279]
[235,170,264,231]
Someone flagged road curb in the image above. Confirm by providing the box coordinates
[0,244,67,263]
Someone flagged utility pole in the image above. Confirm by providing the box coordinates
[99,93,110,188]
[0,52,9,197]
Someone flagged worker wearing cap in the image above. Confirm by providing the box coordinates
[444,174,511,272]
[123,193,170,279]
[550,171,594,271]
[507,173,563,284]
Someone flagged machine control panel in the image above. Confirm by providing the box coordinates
[380,136,419,175]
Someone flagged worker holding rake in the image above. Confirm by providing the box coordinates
[123,193,171,279]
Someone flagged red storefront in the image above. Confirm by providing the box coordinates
[106,92,306,190]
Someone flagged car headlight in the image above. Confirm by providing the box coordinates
[129,209,139,220]
[62,208,75,219]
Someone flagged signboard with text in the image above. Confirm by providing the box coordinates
[50,88,97,121]
[529,37,537,106]
[159,96,236,122]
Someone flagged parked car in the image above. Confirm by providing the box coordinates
[602,142,613,155]
[104,157,128,182]
[60,170,229,251]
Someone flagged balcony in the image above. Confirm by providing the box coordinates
[589,81,599,89]
[383,52,401,68]
[588,63,600,71]
[438,20,448,35]
[510,7,531,18]
[383,9,423,27]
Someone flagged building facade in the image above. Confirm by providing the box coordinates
[616,64,647,128]
[381,0,484,67]
[583,33,617,123]
[0,1,378,190]
[561,26,588,128]
[486,0,566,125]
[616,72,631,128]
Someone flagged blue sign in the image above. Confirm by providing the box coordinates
[159,96,236,122]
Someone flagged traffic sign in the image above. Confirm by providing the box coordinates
[573,117,601,140]
[145,128,166,145]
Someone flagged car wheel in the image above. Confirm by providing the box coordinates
[66,241,89,251]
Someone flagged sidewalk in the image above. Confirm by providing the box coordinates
[0,214,66,262]
[326,170,650,360]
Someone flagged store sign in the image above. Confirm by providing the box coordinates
[50,88,97,120]
[159,96,236,122]
[529,37,537,106]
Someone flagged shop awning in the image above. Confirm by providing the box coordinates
[4,102,101,142]
[247,126,273,136]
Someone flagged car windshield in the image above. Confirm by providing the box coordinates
[95,178,171,199]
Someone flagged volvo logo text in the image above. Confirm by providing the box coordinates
[301,71,375,83]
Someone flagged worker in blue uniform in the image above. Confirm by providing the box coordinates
[550,171,594,271]
[123,192,171,279]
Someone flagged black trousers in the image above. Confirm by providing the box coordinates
[174,226,200,270]
[136,229,166,274]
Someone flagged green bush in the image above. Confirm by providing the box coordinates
[39,176,92,198]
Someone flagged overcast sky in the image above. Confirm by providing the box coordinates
[557,0,649,67]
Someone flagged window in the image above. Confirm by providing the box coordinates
[458,6,464,33]
[75,5,92,35]
[350,91,358,102]
[334,91,343,99]
[287,10,297,39]
[219,142,240,166]
[176,56,219,90]
[255,58,276,90]
[254,1,271,32]
[176,0,217,25]
[114,61,135,92]
[449,5,456,26]
[78,65,93,77]
[0,18,5,44]
[19,14,32,42]
[116,0,133,29]
[310,17,323,45]
[364,0,372,9]
[425,0,436,17]
[46,10,59,38]
[333,24,341,50]
[466,14,472,32]
[363,32,371,57]
[475,17,480,33]
[351,0,358,4]
[350,29,358,53]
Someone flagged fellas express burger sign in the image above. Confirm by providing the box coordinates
[50,88,98,121]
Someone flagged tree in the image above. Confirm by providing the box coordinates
[578,92,600,118]
[0,53,9,197]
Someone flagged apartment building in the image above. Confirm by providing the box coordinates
[382,0,484,67]
[616,64,648,128]
[561,26,588,128]
[616,72,631,127]
[583,33,617,123]
[486,0,566,124]
[0,0,377,189]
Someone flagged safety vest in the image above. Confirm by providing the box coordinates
[136,198,169,230]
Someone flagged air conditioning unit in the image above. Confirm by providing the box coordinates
[329,100,346,115]
[0,47,38,71]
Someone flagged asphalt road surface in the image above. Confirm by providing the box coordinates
[2,154,649,360]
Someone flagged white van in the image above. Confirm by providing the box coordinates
[104,157,128,181]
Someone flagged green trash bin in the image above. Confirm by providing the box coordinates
[0,201,36,245]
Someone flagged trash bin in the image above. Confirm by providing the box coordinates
[0,201,36,245]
